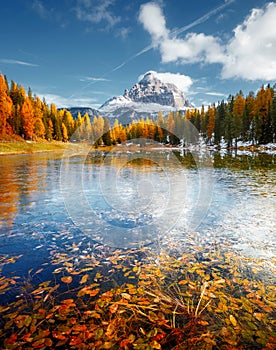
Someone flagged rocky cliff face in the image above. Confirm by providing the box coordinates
[123,72,191,109]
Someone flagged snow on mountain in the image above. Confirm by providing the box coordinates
[62,72,194,124]
[99,71,193,121]
[99,95,132,110]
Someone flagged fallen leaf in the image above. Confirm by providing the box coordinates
[61,276,72,284]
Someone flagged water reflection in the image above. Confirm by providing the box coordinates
[61,149,215,248]
[0,153,64,231]
[0,164,19,228]
[0,150,275,258]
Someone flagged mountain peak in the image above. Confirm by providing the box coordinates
[99,71,193,123]
[120,71,191,109]
[138,71,160,84]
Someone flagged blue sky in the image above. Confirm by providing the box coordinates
[0,0,275,109]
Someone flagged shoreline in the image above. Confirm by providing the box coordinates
[0,141,70,156]
[0,140,276,156]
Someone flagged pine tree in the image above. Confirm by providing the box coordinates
[102,118,112,146]
[50,103,62,141]
[271,90,276,143]
[33,96,45,139]
[207,106,215,143]
[252,113,262,144]
[224,111,234,147]
[241,107,250,142]
[214,102,226,144]
[261,102,273,144]
[9,81,25,135]
[153,125,163,143]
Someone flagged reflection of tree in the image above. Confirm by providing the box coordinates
[17,155,48,209]
[0,154,48,228]
[0,162,19,228]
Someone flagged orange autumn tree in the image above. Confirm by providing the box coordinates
[20,97,35,139]
[33,96,45,139]
[207,106,215,141]
[0,73,13,135]
[233,92,245,119]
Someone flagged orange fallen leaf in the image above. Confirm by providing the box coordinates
[80,274,89,284]
[61,276,73,284]
[178,279,188,285]
[229,315,237,327]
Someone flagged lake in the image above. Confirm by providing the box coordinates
[0,148,275,348]
[1,149,275,263]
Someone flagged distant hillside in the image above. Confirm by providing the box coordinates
[65,107,101,119]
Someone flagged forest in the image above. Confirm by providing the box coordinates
[0,72,275,147]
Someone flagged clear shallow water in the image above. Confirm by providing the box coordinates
[0,150,275,282]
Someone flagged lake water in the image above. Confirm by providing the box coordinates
[0,149,275,296]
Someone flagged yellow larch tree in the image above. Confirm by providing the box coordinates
[207,106,215,140]
[0,73,13,135]
[20,98,35,139]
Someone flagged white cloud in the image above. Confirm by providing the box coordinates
[138,2,276,81]
[205,92,227,97]
[79,76,110,82]
[0,58,38,67]
[116,27,131,40]
[75,0,120,28]
[160,33,225,65]
[138,2,168,41]
[138,71,193,93]
[222,2,276,80]
[138,2,225,66]
[32,0,49,19]
[39,93,98,108]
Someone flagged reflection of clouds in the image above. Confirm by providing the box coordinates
[229,196,275,257]
[62,144,214,248]
[207,169,276,261]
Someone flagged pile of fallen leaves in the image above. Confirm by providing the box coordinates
[0,244,275,349]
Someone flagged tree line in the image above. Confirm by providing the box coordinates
[0,72,275,147]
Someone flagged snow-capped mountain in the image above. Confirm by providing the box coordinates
[125,71,191,108]
[99,71,193,123]
[63,72,193,124]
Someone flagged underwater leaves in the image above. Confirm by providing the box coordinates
[77,286,100,297]
[0,248,275,349]
[229,315,238,327]
[61,276,73,284]
[79,274,89,284]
